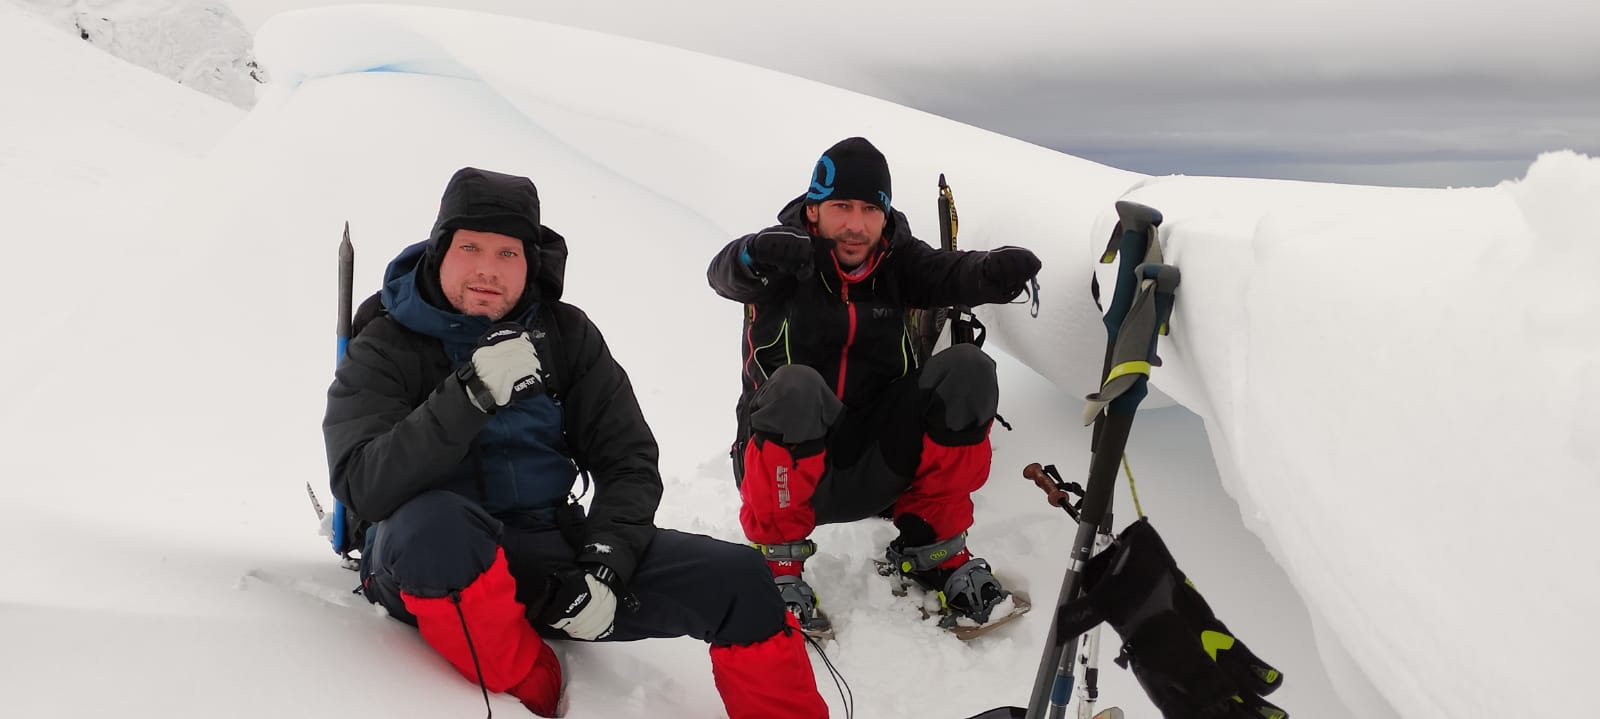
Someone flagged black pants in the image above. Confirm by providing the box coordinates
[362,490,787,646]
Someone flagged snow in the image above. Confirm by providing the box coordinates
[3,4,1596,718]
[11,0,263,107]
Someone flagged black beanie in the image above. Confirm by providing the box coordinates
[418,167,546,317]
[805,137,891,212]
[427,167,542,257]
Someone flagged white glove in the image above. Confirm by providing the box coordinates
[548,572,617,641]
[462,323,544,411]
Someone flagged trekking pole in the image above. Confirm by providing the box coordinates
[1075,510,1115,719]
[1020,201,1175,719]
[1020,464,1115,719]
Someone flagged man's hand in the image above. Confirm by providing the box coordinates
[982,246,1042,289]
[539,567,618,641]
[461,322,544,412]
[744,228,813,274]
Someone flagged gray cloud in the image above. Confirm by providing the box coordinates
[232,0,1600,186]
[882,56,1600,186]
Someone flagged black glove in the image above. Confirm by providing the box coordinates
[458,322,545,412]
[982,246,1041,289]
[537,566,618,641]
[744,228,813,274]
[1071,519,1286,719]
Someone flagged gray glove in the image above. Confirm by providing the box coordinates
[459,322,544,412]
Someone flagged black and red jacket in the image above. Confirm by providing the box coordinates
[708,194,1030,429]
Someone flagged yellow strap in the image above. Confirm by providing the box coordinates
[1122,453,1145,519]
[1103,360,1152,387]
[940,185,959,243]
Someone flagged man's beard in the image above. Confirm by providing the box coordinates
[451,284,513,320]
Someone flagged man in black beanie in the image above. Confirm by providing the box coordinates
[326,167,828,718]
[707,138,1043,637]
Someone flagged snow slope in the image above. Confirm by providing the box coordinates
[4,5,1595,718]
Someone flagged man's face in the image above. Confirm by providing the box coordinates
[438,229,528,320]
[806,199,886,269]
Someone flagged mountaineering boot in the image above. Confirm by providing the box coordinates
[930,557,1010,626]
[754,539,832,638]
[775,574,831,637]
[886,515,1011,625]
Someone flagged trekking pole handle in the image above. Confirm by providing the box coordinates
[1024,463,1083,516]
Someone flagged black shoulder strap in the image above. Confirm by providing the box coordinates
[531,302,564,400]
[531,302,592,500]
[351,291,387,338]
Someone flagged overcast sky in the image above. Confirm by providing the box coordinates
[228,0,1600,188]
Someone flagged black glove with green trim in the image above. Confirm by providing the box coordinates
[1066,518,1287,719]
[744,228,813,275]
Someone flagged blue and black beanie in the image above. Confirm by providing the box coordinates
[805,137,891,213]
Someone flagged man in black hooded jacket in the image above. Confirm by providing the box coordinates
[325,167,826,718]
[707,137,1043,637]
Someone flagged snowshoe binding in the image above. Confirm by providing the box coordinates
[879,528,1030,640]
[755,539,834,640]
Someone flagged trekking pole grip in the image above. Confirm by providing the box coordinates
[1024,463,1082,516]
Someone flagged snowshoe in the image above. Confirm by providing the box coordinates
[874,555,1030,640]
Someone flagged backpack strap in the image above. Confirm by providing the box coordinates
[529,302,564,400]
[529,302,592,502]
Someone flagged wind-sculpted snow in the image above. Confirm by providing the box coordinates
[254,6,1145,393]
[1096,158,1600,718]
[247,8,1600,717]
[4,4,1589,717]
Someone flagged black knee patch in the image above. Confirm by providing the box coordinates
[369,491,502,599]
[751,431,826,459]
[924,399,993,446]
[918,345,998,442]
[749,365,843,444]
[712,545,791,646]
